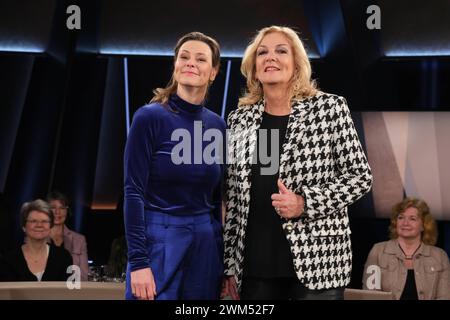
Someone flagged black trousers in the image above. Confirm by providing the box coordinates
[241,277,344,300]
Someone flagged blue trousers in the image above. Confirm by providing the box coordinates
[125,212,223,300]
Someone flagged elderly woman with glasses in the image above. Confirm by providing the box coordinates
[46,191,89,281]
[0,199,73,281]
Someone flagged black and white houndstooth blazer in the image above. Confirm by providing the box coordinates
[223,92,373,291]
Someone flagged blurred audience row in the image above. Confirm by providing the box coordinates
[0,192,88,281]
[0,195,449,300]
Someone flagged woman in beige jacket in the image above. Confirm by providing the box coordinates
[363,197,450,300]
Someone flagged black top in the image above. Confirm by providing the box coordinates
[0,253,9,281]
[400,269,418,300]
[1,244,73,281]
[243,112,296,278]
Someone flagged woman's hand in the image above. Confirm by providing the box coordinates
[271,179,305,219]
[221,276,240,300]
[130,267,156,300]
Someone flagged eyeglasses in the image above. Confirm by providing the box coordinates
[50,206,69,212]
[26,219,51,225]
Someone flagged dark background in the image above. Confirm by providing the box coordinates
[1,0,450,288]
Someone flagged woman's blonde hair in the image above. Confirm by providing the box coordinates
[389,197,438,245]
[151,31,221,105]
[239,25,318,107]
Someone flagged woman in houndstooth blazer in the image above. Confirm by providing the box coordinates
[222,26,373,300]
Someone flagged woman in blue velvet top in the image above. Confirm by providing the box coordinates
[124,32,225,300]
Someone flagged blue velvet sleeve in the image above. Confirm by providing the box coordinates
[123,107,154,272]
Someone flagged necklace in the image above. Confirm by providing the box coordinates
[26,252,45,263]
[24,245,48,263]
[398,243,421,260]
[30,256,43,263]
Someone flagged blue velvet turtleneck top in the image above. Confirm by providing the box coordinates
[124,94,226,271]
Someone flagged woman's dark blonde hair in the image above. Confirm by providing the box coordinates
[389,197,437,245]
[239,25,318,107]
[151,31,221,104]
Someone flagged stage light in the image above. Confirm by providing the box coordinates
[99,47,320,59]
[385,49,450,57]
[0,44,45,53]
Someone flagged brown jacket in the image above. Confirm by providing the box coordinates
[362,239,450,300]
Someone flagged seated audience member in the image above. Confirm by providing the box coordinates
[1,199,73,281]
[107,235,127,279]
[363,197,450,300]
[47,191,89,281]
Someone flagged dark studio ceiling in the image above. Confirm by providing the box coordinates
[1,0,449,58]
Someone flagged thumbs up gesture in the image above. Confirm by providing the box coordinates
[271,179,305,219]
